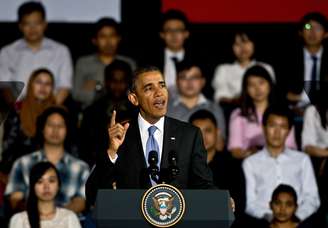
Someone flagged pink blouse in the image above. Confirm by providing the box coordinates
[228,108,297,151]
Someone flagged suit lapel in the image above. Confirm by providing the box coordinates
[161,117,177,169]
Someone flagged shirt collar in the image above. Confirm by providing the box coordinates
[304,46,323,60]
[40,149,69,165]
[173,93,208,107]
[165,48,185,61]
[138,113,165,135]
[263,147,290,159]
[16,38,53,51]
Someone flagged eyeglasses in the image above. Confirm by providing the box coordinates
[304,23,324,32]
[163,28,186,34]
[178,75,202,81]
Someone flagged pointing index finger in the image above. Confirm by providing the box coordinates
[110,110,116,127]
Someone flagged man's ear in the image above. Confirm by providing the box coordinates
[160,31,165,40]
[324,31,328,39]
[128,92,139,106]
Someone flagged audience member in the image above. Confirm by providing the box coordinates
[1,69,56,171]
[9,162,81,228]
[282,12,328,108]
[243,105,320,223]
[269,184,299,228]
[5,106,89,214]
[0,1,73,104]
[79,60,137,166]
[229,65,296,159]
[302,86,328,208]
[189,109,231,190]
[212,31,275,119]
[148,9,200,96]
[73,17,136,109]
[167,61,225,150]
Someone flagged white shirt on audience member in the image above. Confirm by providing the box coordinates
[0,38,73,99]
[302,105,328,149]
[9,207,81,228]
[243,147,320,221]
[299,48,323,105]
[164,48,184,92]
[212,60,275,102]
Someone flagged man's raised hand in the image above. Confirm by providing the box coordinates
[107,110,129,159]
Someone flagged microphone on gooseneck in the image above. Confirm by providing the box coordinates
[148,150,159,183]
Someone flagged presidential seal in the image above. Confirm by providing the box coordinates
[141,184,185,227]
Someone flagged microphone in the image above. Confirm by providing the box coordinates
[168,150,179,179]
[148,150,159,183]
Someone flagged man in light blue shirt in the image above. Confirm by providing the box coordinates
[0,1,73,104]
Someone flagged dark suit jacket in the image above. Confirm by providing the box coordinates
[86,116,215,205]
[277,45,328,95]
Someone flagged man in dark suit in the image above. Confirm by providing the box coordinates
[86,66,214,205]
[279,12,328,106]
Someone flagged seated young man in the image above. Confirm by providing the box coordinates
[5,107,89,214]
[242,105,320,223]
[0,1,73,104]
[73,17,136,109]
[167,61,225,150]
[189,109,231,189]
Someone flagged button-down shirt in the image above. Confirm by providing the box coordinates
[5,150,90,206]
[243,147,320,221]
[300,47,323,104]
[0,38,73,98]
[164,48,184,91]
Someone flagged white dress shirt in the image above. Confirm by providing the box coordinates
[0,38,73,99]
[164,48,184,91]
[299,47,323,104]
[138,113,165,165]
[212,60,275,102]
[243,147,320,221]
[302,105,328,149]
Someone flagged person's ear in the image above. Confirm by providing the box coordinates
[92,37,97,46]
[200,77,206,88]
[184,30,190,39]
[160,31,165,40]
[324,31,328,39]
[128,92,139,106]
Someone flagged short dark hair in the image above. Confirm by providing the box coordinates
[161,9,189,31]
[271,184,298,205]
[36,106,71,146]
[104,60,132,83]
[129,66,162,92]
[176,60,203,77]
[18,1,46,22]
[189,109,217,128]
[262,105,294,129]
[299,12,328,31]
[94,17,121,36]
